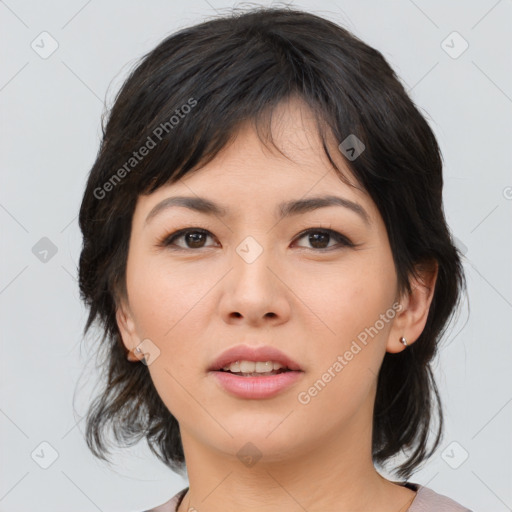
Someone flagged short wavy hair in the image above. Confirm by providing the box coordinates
[78,6,465,479]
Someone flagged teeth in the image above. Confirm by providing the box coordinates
[221,360,285,373]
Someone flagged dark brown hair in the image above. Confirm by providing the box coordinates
[78,6,465,479]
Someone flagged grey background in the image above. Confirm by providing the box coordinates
[1,0,511,510]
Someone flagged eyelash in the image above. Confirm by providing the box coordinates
[157,226,355,252]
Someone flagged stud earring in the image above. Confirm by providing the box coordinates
[127,346,143,362]
[400,336,408,347]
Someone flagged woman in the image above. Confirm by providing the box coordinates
[78,7,471,511]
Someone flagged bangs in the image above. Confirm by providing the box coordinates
[98,13,373,198]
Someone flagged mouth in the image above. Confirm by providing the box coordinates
[217,360,295,377]
[208,345,304,399]
[208,344,303,374]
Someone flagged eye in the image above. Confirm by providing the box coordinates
[159,228,218,250]
[158,227,354,251]
[293,228,354,250]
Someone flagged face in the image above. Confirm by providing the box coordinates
[116,97,415,465]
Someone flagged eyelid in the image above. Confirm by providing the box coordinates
[158,227,218,248]
[158,226,355,251]
[292,227,355,249]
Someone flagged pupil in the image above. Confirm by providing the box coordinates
[186,232,205,248]
[309,232,329,249]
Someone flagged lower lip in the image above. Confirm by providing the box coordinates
[210,370,304,399]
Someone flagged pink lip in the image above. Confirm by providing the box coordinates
[208,344,304,400]
[211,370,304,399]
[208,345,302,372]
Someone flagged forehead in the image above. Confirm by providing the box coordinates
[211,96,352,178]
[133,97,377,223]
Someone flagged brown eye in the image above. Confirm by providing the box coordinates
[294,229,353,250]
[162,228,217,249]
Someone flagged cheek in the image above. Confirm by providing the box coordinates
[125,255,209,414]
[293,280,395,427]
[125,252,217,388]
[296,253,397,409]
[126,251,210,339]
[305,257,396,341]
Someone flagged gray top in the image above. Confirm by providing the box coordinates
[144,482,472,511]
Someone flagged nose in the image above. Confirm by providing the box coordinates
[218,241,291,327]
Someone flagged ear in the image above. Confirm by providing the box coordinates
[386,260,438,354]
[115,299,140,362]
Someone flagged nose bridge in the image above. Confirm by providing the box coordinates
[232,234,276,297]
[219,233,290,324]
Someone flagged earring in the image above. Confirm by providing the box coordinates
[127,346,143,361]
[400,336,408,347]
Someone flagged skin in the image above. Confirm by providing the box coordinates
[116,96,437,512]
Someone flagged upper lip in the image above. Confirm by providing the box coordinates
[209,344,303,372]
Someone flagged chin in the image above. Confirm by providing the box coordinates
[211,433,308,466]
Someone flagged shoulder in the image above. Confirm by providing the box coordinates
[407,482,473,512]
[142,487,188,512]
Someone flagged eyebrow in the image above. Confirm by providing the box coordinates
[144,194,371,226]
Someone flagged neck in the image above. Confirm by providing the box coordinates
[176,408,415,512]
